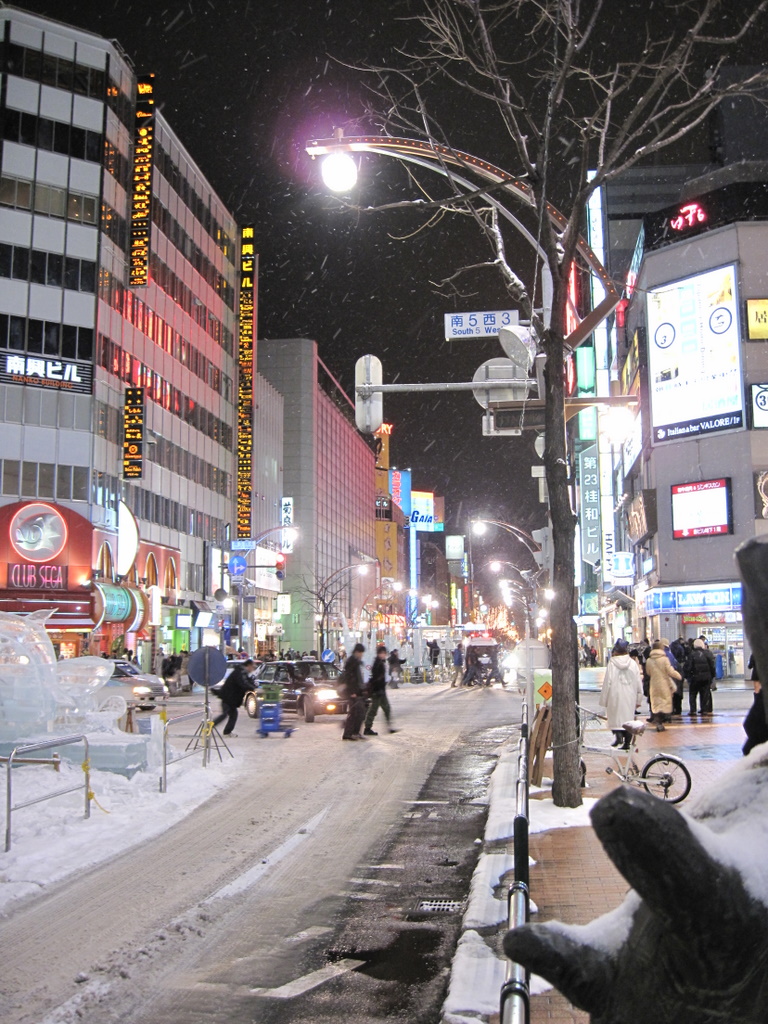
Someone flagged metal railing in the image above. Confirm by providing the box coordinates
[160,705,232,793]
[500,700,531,1024]
[4,734,90,852]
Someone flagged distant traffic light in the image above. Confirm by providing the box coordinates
[275,553,286,580]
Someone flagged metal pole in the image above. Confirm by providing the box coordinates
[356,379,537,395]
[203,647,212,766]
[525,604,535,745]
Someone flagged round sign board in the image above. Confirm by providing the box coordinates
[228,555,247,577]
[321,649,335,663]
[187,647,227,687]
[472,357,530,410]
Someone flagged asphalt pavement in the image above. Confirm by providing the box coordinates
[527,667,755,1023]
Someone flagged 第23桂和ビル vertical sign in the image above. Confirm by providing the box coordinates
[646,264,744,444]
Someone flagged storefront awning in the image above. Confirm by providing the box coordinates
[0,595,95,630]
[604,588,635,609]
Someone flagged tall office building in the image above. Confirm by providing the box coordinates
[258,337,377,654]
[0,8,243,665]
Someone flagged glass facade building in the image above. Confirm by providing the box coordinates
[258,338,377,653]
[0,8,241,663]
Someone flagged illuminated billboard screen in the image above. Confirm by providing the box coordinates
[671,478,732,539]
[646,264,744,444]
[389,469,412,518]
[410,490,444,532]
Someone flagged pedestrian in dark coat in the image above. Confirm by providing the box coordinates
[364,645,398,735]
[387,649,406,687]
[462,648,481,686]
[743,655,768,755]
[212,660,256,735]
[686,638,716,715]
[341,644,367,740]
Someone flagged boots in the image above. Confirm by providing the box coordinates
[611,731,623,747]
[621,730,632,750]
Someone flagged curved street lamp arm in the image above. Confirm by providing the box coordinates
[305,134,619,347]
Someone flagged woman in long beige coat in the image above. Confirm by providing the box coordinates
[645,642,681,731]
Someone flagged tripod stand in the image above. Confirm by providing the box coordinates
[186,685,233,762]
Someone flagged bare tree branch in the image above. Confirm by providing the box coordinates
[329,0,768,806]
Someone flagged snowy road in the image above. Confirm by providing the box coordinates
[0,682,520,1024]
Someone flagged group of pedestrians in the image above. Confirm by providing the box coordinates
[340,643,401,741]
[601,634,718,736]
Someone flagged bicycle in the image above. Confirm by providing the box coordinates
[576,704,692,803]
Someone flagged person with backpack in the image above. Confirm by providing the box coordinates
[686,638,716,715]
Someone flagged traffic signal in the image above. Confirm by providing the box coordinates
[275,553,286,580]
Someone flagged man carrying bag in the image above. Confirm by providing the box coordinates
[341,643,368,741]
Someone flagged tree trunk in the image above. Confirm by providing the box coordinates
[543,324,581,807]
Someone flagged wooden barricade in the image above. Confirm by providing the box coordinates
[529,704,553,786]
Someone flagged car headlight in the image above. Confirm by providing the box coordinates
[315,688,338,700]
[133,685,151,696]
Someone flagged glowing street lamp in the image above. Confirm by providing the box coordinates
[320,151,358,192]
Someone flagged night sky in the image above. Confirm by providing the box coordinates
[11,0,543,568]
[35,1,765,609]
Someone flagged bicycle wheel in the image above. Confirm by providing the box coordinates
[640,754,691,803]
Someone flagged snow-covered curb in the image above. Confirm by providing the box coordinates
[442,731,585,1022]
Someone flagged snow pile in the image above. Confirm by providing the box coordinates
[463,853,517,930]
[443,929,507,1016]
[683,747,768,906]
[0,752,241,913]
[529,794,598,833]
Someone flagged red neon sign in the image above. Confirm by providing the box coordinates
[669,202,706,232]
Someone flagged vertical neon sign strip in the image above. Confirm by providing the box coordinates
[129,75,155,287]
[237,225,256,538]
[123,387,144,478]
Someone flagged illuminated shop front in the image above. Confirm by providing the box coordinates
[0,501,148,657]
[637,582,744,677]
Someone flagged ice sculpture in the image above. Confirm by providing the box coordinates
[0,610,113,740]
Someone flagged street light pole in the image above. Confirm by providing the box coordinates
[305,132,620,805]
[492,561,540,711]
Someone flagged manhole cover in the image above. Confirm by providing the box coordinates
[414,898,464,914]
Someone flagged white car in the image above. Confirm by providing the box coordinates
[99,660,168,710]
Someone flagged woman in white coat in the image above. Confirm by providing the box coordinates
[599,639,644,749]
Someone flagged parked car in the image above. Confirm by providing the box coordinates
[243,660,348,722]
[98,660,168,710]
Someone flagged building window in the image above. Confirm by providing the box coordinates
[3,108,103,164]
[0,243,96,293]
[0,176,97,224]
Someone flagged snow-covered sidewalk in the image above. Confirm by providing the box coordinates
[0,748,244,915]
[441,742,599,1023]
